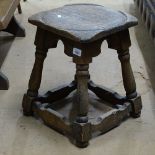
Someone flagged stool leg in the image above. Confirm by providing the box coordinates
[22,28,58,116]
[117,49,137,99]
[22,47,48,116]
[117,49,142,117]
[73,64,91,148]
[76,64,89,123]
[107,30,142,118]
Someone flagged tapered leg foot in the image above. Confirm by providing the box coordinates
[73,122,91,148]
[3,16,25,37]
[130,112,141,118]
[76,141,89,148]
[22,93,35,116]
[129,95,142,118]
[107,29,142,118]
[0,72,9,90]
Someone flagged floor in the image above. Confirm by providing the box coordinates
[0,0,155,154]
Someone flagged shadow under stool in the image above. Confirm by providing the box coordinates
[22,4,142,148]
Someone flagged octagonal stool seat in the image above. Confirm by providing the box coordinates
[22,4,142,148]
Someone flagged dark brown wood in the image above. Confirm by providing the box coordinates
[3,16,25,37]
[18,4,22,14]
[0,0,25,90]
[91,102,131,133]
[88,81,126,104]
[0,0,21,29]
[128,94,142,118]
[118,49,137,99]
[72,122,91,148]
[107,30,137,99]
[22,28,58,115]
[22,4,142,148]
[23,38,48,115]
[107,30,142,117]
[0,71,9,90]
[28,4,138,43]
[37,81,77,103]
[33,102,72,135]
[75,64,89,124]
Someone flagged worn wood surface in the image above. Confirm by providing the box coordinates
[28,3,138,42]
[23,4,142,148]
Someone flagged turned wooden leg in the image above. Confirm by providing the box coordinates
[118,49,142,117]
[118,49,137,99]
[22,47,48,116]
[3,16,25,37]
[22,29,49,116]
[0,71,9,90]
[75,64,89,123]
[107,30,142,118]
[73,64,91,148]
[22,28,58,116]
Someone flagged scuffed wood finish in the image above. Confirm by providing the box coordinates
[107,30,137,99]
[28,4,138,42]
[88,81,126,104]
[107,30,142,117]
[23,4,142,148]
[75,64,89,124]
[37,81,77,103]
[22,28,58,115]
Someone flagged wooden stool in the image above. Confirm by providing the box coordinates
[22,4,142,148]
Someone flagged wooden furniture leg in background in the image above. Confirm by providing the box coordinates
[0,72,9,90]
[18,4,22,14]
[18,0,27,14]
[3,16,25,37]
[0,0,26,90]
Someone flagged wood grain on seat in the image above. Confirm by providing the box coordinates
[29,4,138,42]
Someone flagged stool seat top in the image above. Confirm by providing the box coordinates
[29,4,138,43]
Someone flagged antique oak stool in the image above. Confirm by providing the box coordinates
[22,4,142,148]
